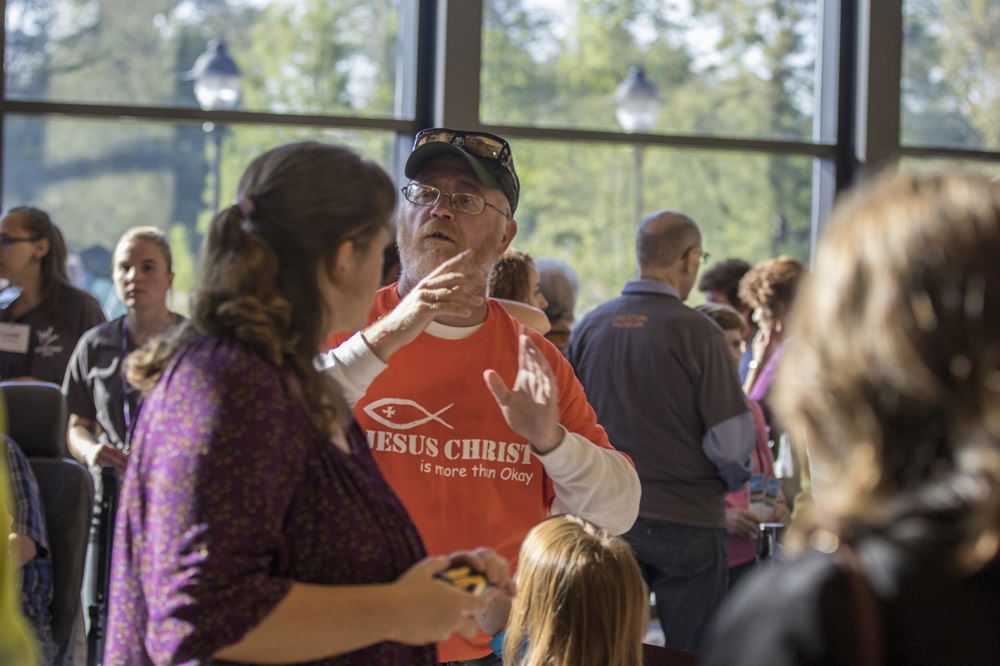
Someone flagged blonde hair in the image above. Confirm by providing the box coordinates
[503,515,647,666]
[775,169,1000,568]
[115,226,173,273]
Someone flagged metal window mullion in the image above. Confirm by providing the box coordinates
[434,0,482,129]
[855,0,903,174]
[809,0,851,265]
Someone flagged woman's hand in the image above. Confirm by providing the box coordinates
[768,501,790,525]
[726,507,760,539]
[85,442,128,473]
[446,548,515,637]
[388,548,513,645]
[388,556,490,645]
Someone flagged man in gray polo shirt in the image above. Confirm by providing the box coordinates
[567,210,753,653]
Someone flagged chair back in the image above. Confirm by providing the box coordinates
[29,458,93,664]
[2,380,91,664]
[0,381,67,457]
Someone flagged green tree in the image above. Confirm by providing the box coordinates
[902,0,1000,149]
[481,0,815,313]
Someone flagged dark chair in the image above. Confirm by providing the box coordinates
[2,381,94,666]
[2,380,67,458]
[643,643,701,666]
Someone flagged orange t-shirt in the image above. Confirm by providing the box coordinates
[330,286,615,661]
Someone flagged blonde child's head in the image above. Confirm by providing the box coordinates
[504,515,647,666]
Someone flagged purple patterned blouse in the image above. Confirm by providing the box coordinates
[105,334,433,665]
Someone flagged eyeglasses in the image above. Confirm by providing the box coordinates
[412,128,516,176]
[0,233,39,249]
[401,183,510,217]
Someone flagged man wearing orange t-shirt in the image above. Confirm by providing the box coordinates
[322,128,641,664]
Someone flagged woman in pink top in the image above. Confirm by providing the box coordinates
[696,303,788,588]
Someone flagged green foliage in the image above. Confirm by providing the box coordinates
[482,0,816,314]
[3,0,999,317]
[902,0,1000,149]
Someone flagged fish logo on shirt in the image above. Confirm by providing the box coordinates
[363,398,455,430]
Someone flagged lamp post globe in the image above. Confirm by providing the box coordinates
[614,65,661,133]
[186,39,242,256]
[191,39,242,112]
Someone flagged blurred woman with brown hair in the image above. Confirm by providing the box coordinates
[706,170,1000,664]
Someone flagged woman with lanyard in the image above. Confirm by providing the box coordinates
[0,206,105,383]
[62,226,181,657]
[64,225,181,472]
[696,302,789,589]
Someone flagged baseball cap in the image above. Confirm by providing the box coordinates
[404,128,520,215]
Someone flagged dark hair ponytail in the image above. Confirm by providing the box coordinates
[7,206,72,299]
[130,141,396,435]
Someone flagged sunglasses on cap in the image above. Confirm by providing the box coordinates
[412,128,516,176]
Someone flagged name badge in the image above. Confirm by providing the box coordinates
[0,322,30,353]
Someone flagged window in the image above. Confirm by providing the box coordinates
[479,0,826,313]
[5,0,411,118]
[3,113,396,311]
[4,1,998,319]
[508,137,813,313]
[901,0,1000,151]
[482,0,822,142]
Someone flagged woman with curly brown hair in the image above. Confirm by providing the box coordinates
[705,169,1000,664]
[487,248,550,333]
[105,141,510,665]
[739,256,807,410]
[488,248,547,311]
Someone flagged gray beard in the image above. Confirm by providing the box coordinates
[396,245,499,297]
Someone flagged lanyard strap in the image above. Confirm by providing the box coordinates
[119,317,136,452]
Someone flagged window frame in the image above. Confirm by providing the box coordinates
[1,0,998,263]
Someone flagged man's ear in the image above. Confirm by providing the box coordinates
[500,217,518,251]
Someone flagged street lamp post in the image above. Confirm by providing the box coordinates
[187,40,242,221]
[614,66,661,225]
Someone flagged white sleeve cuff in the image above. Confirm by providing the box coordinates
[315,332,387,407]
[536,430,641,535]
